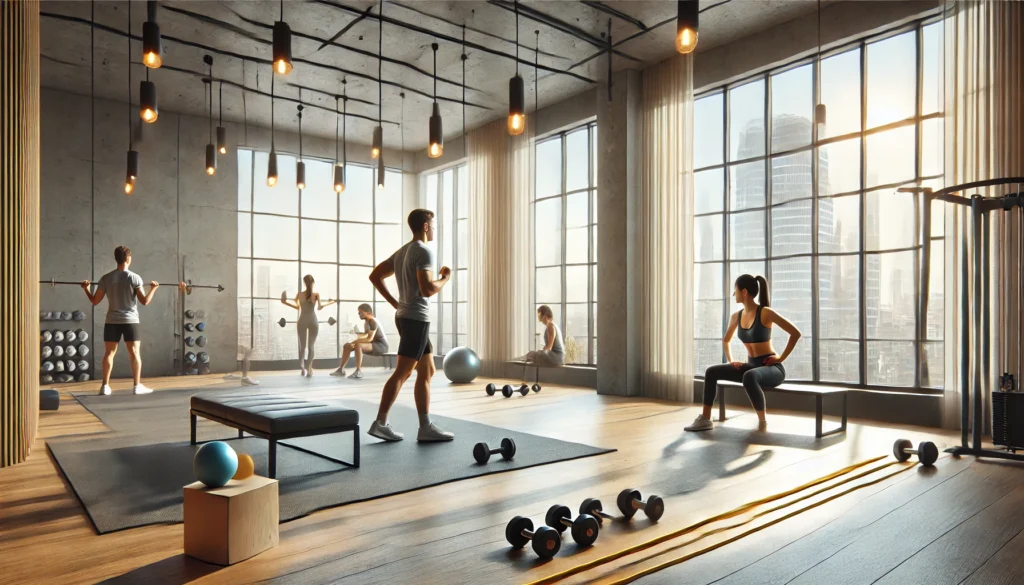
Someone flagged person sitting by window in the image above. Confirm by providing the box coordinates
[518,305,565,367]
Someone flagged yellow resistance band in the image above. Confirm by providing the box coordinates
[525,455,887,585]
[603,462,918,585]
[608,460,904,575]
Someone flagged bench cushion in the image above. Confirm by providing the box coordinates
[717,380,848,394]
[191,393,359,436]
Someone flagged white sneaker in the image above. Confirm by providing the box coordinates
[133,384,153,395]
[241,377,260,386]
[757,420,768,432]
[300,367,307,377]
[330,368,346,377]
[368,420,404,442]
[417,422,455,442]
[348,370,364,379]
[306,368,314,378]
[684,414,714,432]
[98,385,112,396]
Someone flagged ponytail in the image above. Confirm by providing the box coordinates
[755,275,770,307]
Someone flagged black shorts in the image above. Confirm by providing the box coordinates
[395,317,432,360]
[104,323,141,342]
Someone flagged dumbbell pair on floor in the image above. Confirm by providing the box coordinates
[505,506,600,560]
[892,438,939,466]
[485,382,541,398]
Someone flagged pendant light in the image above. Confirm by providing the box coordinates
[142,0,162,68]
[814,0,827,127]
[140,68,158,123]
[272,0,293,75]
[204,57,216,176]
[676,0,699,54]
[296,104,306,190]
[427,42,443,158]
[125,0,137,195]
[267,72,278,186]
[217,82,227,154]
[507,0,525,136]
[334,80,347,193]
[371,2,383,159]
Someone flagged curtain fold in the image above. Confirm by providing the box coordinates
[466,119,533,376]
[639,54,695,401]
[943,0,1024,430]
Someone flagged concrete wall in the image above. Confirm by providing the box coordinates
[40,87,416,380]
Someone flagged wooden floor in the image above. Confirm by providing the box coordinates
[1,370,1023,585]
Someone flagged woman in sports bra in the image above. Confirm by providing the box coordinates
[685,274,802,432]
[281,275,337,377]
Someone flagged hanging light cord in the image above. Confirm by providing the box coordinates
[271,71,275,147]
[535,30,539,113]
[432,43,437,101]
[378,1,383,125]
[298,90,303,159]
[462,24,466,159]
[280,0,283,21]
[401,92,405,153]
[218,81,223,127]
[342,80,347,164]
[335,97,340,162]
[208,62,213,143]
[514,0,519,74]
[127,0,132,149]
[243,61,249,146]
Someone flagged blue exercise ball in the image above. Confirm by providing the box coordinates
[194,441,239,488]
[443,346,481,384]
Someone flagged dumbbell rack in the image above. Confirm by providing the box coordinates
[40,311,92,385]
[180,309,210,375]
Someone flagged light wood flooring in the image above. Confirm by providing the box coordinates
[1,370,1023,585]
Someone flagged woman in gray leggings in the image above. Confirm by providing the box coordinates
[282,275,336,377]
[520,305,565,367]
[685,274,802,432]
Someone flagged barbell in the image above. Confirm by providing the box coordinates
[41,278,225,295]
[276,317,337,328]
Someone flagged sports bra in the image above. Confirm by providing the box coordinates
[737,306,771,343]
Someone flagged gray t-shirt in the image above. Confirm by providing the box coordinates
[364,318,387,345]
[98,269,144,324]
[389,240,434,322]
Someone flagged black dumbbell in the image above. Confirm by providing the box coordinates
[892,438,938,466]
[578,498,617,524]
[277,317,337,327]
[617,488,665,522]
[473,438,516,464]
[517,384,531,396]
[545,504,600,546]
[532,383,542,393]
[484,383,515,398]
[505,516,561,559]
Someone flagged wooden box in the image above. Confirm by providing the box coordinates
[183,476,279,565]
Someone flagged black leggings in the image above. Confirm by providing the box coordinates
[702,355,786,412]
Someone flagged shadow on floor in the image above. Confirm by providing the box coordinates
[97,554,219,584]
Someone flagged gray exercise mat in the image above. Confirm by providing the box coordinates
[49,387,614,534]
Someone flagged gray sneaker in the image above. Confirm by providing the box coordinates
[684,414,713,432]
[348,369,364,379]
[330,368,346,377]
[417,422,455,442]
[368,420,404,442]
[241,377,260,386]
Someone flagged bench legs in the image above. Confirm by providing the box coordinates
[268,439,277,479]
[816,393,848,438]
[190,413,197,445]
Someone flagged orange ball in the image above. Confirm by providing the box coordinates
[232,453,255,480]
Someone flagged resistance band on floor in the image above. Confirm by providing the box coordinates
[525,455,887,585]
[602,461,919,585]
[605,459,905,576]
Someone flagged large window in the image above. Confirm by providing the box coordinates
[534,123,598,365]
[422,163,469,355]
[694,20,944,389]
[237,149,404,360]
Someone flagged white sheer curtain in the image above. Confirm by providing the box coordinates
[942,0,1024,429]
[640,54,695,401]
[466,119,533,376]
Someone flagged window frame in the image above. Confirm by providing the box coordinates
[420,161,469,355]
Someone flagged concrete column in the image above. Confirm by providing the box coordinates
[596,70,642,396]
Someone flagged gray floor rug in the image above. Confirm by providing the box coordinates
[49,386,614,534]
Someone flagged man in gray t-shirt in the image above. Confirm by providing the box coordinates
[368,209,452,443]
[81,245,164,397]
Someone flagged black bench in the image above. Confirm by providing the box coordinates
[715,381,848,438]
[190,393,360,479]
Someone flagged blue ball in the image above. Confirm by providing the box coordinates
[442,346,481,384]
[193,441,239,488]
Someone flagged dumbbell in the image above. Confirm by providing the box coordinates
[617,489,665,522]
[473,438,516,464]
[545,504,600,546]
[578,498,617,524]
[532,383,542,393]
[485,383,515,398]
[892,438,939,467]
[276,317,337,327]
[53,345,64,358]
[505,516,561,559]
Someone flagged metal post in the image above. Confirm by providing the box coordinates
[960,206,970,448]
[981,209,991,446]
[919,192,931,385]
[972,197,983,450]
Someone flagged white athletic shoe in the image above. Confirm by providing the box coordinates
[306,368,314,378]
[300,367,307,377]
[368,420,404,442]
[133,384,153,395]
[98,385,112,396]
[241,377,260,386]
[348,370,364,379]
[757,420,768,432]
[417,422,455,442]
[684,414,714,432]
[330,368,346,377]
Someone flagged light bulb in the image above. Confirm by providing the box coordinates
[334,183,343,193]
[276,60,288,74]
[141,108,157,122]
[676,28,698,54]
[206,166,216,176]
[371,147,380,159]
[267,176,277,187]
[143,51,161,68]
[508,113,525,135]
[125,182,134,194]
[429,143,442,157]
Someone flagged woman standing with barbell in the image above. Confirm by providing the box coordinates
[281,274,337,377]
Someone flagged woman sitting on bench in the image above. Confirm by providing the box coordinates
[518,305,565,367]
[685,274,801,433]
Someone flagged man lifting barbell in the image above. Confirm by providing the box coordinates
[80,245,185,396]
